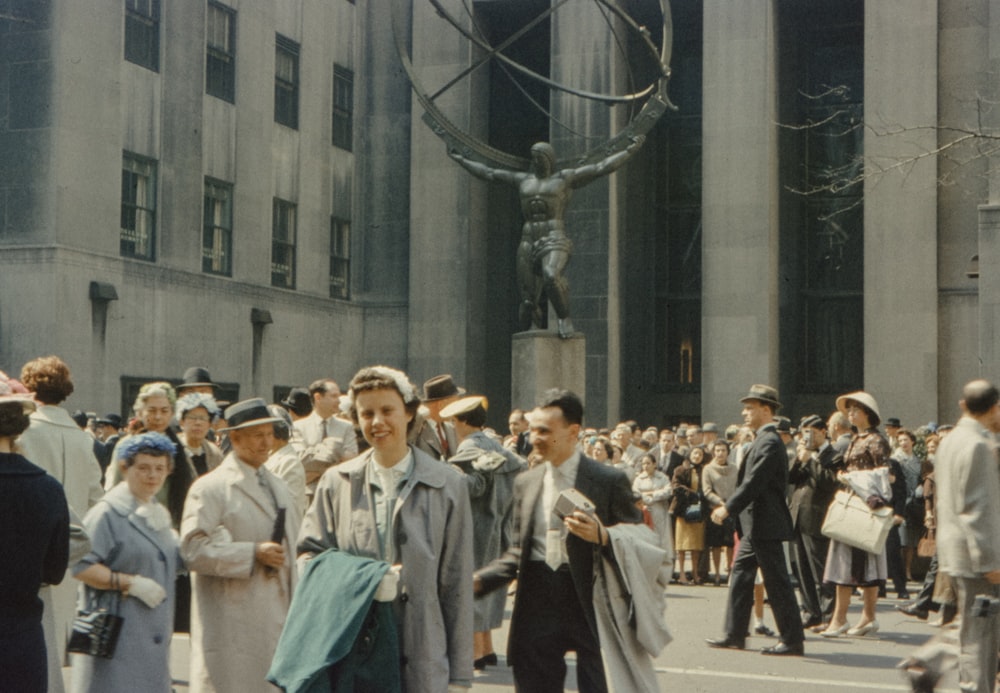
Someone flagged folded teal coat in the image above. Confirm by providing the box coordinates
[267,549,401,693]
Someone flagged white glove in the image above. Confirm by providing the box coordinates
[374,565,401,602]
[128,575,167,609]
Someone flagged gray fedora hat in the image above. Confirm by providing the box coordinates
[221,398,282,432]
[740,384,782,409]
[180,366,218,389]
[422,374,466,402]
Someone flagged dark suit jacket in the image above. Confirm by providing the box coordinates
[475,455,641,664]
[788,443,842,536]
[656,448,685,478]
[726,424,794,542]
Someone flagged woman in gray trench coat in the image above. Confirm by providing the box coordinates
[298,366,474,692]
[72,433,182,693]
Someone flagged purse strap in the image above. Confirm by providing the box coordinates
[85,584,122,615]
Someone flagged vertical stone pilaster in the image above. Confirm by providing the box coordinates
[407,0,480,384]
[979,205,1000,377]
[701,1,780,421]
[355,1,414,366]
[863,0,938,423]
[549,5,622,425]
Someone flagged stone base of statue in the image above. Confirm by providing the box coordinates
[511,330,586,411]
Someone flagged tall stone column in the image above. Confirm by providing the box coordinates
[701,1,781,421]
[354,3,415,366]
[980,206,1000,378]
[406,0,489,388]
[863,1,938,425]
[977,3,1000,381]
[549,5,625,426]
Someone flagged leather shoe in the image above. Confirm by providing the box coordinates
[754,624,775,636]
[896,603,929,620]
[802,614,823,629]
[705,636,745,650]
[761,642,804,656]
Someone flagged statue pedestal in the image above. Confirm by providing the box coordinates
[511,331,586,410]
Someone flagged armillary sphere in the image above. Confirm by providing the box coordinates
[392,0,675,170]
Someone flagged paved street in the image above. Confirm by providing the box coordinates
[64,579,961,691]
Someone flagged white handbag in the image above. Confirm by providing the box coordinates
[821,489,894,554]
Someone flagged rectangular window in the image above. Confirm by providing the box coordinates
[274,35,299,129]
[124,0,160,71]
[652,4,703,390]
[120,153,157,260]
[332,65,354,150]
[203,179,233,276]
[778,0,864,395]
[271,198,297,288]
[330,217,350,299]
[206,2,236,102]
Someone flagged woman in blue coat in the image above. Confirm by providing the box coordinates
[71,433,182,692]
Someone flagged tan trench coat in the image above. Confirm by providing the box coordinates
[181,454,302,693]
[18,404,104,693]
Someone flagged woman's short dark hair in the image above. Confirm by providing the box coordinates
[597,439,614,459]
[0,403,31,438]
[897,428,916,444]
[20,356,74,405]
[347,366,421,432]
[687,444,706,461]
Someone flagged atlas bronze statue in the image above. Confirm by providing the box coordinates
[449,135,644,339]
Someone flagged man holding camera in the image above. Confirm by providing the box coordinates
[474,389,641,693]
[789,414,841,630]
[935,379,1000,693]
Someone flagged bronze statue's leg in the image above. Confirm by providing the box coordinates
[540,249,573,338]
[517,239,542,330]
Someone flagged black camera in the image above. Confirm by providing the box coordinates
[971,595,1000,618]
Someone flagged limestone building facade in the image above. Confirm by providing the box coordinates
[1,0,997,430]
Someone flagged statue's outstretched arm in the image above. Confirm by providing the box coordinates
[568,134,645,188]
[448,148,520,185]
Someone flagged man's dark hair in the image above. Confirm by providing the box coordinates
[538,389,584,426]
[308,378,338,398]
[625,420,640,434]
[963,379,1000,416]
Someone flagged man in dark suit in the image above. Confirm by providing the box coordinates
[653,428,685,477]
[789,414,841,629]
[475,389,641,693]
[706,384,806,655]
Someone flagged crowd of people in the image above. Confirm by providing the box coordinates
[2,353,998,692]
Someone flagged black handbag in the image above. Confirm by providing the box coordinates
[67,589,124,659]
[683,497,704,523]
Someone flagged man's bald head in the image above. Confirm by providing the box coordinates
[962,379,1000,416]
